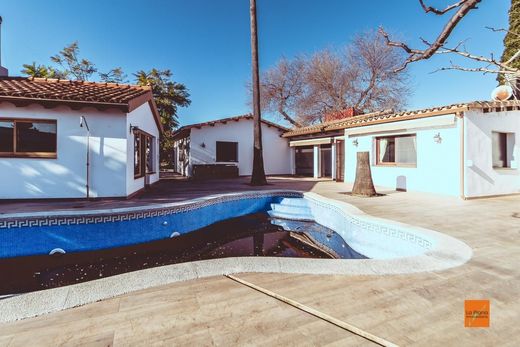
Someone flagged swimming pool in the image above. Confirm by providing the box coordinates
[0,190,471,264]
[0,212,368,294]
[0,190,473,322]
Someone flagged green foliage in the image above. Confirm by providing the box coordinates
[21,43,191,165]
[21,62,67,79]
[499,0,520,84]
[99,67,127,83]
[134,69,191,163]
[50,42,97,81]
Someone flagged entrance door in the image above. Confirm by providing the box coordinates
[295,146,314,176]
[320,144,332,177]
[335,140,344,182]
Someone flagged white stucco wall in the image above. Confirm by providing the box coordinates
[186,119,291,176]
[345,115,462,196]
[0,103,128,199]
[126,102,161,196]
[464,109,520,197]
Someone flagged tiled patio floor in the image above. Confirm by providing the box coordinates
[0,177,519,346]
[0,175,323,214]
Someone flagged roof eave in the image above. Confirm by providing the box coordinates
[0,95,129,112]
[282,106,472,137]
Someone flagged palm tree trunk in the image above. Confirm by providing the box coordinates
[250,0,267,185]
[352,152,377,196]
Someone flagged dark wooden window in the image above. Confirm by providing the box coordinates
[376,134,416,166]
[134,130,156,178]
[216,141,238,162]
[0,118,57,158]
[492,132,510,168]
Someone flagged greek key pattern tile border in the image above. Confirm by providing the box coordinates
[306,195,433,251]
[0,191,303,230]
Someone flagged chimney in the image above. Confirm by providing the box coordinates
[324,107,361,122]
[0,16,8,77]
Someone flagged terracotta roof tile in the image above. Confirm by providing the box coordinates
[0,76,151,112]
[282,101,520,138]
[0,76,164,133]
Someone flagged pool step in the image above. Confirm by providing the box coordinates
[277,198,309,208]
[268,198,314,221]
[267,210,314,221]
[270,203,311,215]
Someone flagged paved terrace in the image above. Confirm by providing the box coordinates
[0,177,519,346]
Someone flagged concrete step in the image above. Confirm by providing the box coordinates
[277,198,309,208]
[270,203,311,215]
[267,209,314,222]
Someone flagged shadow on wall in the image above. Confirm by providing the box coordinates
[0,135,126,199]
[468,165,495,185]
[191,143,215,165]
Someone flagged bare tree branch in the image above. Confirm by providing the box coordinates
[436,45,517,72]
[380,0,482,72]
[431,63,510,74]
[419,0,468,15]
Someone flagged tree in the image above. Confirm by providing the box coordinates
[99,67,127,84]
[50,41,97,81]
[499,0,520,84]
[134,69,191,163]
[258,31,410,126]
[259,57,306,127]
[21,43,191,165]
[249,0,267,185]
[21,62,67,79]
[352,152,377,197]
[379,0,520,80]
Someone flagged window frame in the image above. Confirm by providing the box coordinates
[492,131,514,170]
[134,129,156,179]
[375,134,417,168]
[0,118,57,159]
[216,141,239,163]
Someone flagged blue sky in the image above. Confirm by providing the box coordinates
[0,0,511,126]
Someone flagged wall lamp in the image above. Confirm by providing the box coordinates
[200,142,206,148]
[352,139,359,147]
[129,124,140,134]
[433,133,442,144]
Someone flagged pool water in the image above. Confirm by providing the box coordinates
[0,213,366,294]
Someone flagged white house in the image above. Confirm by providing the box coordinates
[283,101,520,199]
[172,115,292,177]
[0,76,162,199]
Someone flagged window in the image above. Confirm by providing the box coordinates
[216,141,238,162]
[376,134,417,166]
[492,132,514,168]
[134,130,156,178]
[0,119,57,158]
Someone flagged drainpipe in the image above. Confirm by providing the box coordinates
[80,116,91,199]
[457,112,466,199]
